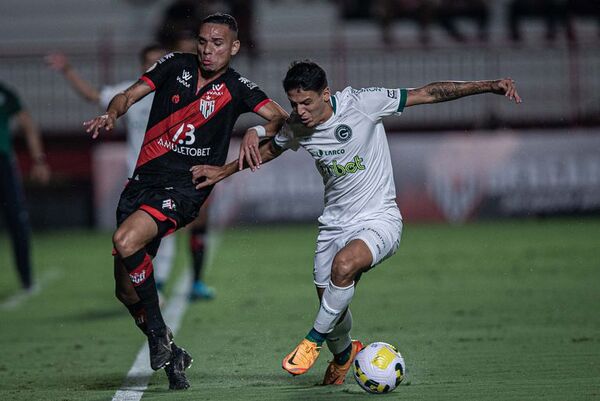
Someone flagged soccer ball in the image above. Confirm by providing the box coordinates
[353,342,405,394]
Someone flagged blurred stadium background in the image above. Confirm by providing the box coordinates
[1,1,599,400]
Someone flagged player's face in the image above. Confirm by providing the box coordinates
[197,23,240,75]
[141,49,166,72]
[287,87,332,128]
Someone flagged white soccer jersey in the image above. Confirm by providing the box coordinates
[100,81,154,176]
[274,86,408,227]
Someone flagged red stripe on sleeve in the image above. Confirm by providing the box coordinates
[253,98,272,113]
[140,76,156,91]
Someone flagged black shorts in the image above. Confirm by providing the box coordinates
[116,179,210,255]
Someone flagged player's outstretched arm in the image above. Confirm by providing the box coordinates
[45,53,101,104]
[191,140,284,190]
[405,78,522,107]
[239,100,289,171]
[83,80,152,139]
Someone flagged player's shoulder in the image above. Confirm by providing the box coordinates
[228,69,261,91]
[147,52,194,72]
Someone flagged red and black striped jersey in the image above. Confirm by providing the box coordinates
[133,52,271,199]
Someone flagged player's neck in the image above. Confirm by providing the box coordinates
[197,66,228,90]
[317,103,334,125]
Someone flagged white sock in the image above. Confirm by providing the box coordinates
[326,308,353,355]
[314,281,354,334]
[153,235,176,284]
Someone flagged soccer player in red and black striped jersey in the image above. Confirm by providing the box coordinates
[84,13,287,390]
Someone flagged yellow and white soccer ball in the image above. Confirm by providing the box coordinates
[353,342,405,394]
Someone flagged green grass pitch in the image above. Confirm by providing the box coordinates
[0,218,599,400]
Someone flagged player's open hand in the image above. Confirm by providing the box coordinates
[83,113,116,139]
[493,78,522,104]
[31,162,51,185]
[239,128,262,172]
[45,53,70,72]
[190,164,226,190]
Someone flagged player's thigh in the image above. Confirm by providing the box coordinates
[313,227,346,288]
[113,210,159,255]
[350,213,403,270]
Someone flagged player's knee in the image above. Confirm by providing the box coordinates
[331,254,357,286]
[112,228,138,257]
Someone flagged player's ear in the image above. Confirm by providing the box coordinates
[230,40,240,56]
[322,87,331,103]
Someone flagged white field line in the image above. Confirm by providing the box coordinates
[111,268,192,401]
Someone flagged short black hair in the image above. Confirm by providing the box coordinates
[139,43,165,64]
[201,13,238,33]
[283,60,328,93]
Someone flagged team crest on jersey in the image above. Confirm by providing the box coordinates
[334,124,353,143]
[200,98,215,118]
[162,198,176,211]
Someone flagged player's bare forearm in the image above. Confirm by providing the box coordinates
[192,140,284,190]
[84,80,151,138]
[106,80,147,118]
[239,101,289,170]
[406,78,521,106]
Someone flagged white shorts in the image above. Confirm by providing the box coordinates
[313,210,403,288]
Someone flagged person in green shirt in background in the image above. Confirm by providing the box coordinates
[0,81,50,291]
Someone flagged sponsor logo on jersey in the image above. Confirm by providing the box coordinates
[309,148,346,157]
[387,89,398,99]
[157,52,174,65]
[208,83,225,97]
[200,98,215,118]
[334,124,353,143]
[129,270,146,285]
[171,94,180,104]
[162,198,176,211]
[177,69,192,88]
[317,155,366,178]
[352,87,385,94]
[238,76,258,90]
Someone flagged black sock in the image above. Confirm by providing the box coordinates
[121,249,165,333]
[190,227,206,282]
[125,301,148,335]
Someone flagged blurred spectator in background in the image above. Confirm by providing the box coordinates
[156,0,206,51]
[507,0,565,43]
[564,0,600,42]
[0,81,50,291]
[436,0,490,43]
[156,0,258,57]
[373,0,435,45]
[371,0,490,45]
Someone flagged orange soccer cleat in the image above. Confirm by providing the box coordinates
[282,338,322,376]
[322,340,364,385]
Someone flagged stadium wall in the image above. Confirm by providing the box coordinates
[91,128,600,229]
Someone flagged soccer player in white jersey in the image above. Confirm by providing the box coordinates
[191,60,522,385]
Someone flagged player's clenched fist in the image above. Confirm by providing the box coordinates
[83,112,117,139]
